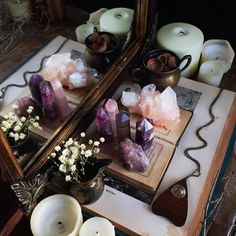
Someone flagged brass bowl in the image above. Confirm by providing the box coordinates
[133,49,191,91]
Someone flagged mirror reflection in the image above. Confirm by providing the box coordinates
[0,0,139,173]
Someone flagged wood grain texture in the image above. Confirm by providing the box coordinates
[151,178,188,227]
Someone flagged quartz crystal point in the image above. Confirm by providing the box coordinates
[95,106,113,136]
[116,111,131,143]
[104,99,119,138]
[50,79,71,120]
[135,118,154,151]
[40,80,59,121]
[121,84,180,129]
[119,138,149,172]
[28,74,44,107]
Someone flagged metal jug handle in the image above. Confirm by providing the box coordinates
[179,55,192,73]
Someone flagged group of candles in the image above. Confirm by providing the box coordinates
[156,23,235,87]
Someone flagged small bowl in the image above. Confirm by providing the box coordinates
[132,49,192,91]
[84,31,120,73]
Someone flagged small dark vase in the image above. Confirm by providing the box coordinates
[70,158,112,205]
[9,133,38,156]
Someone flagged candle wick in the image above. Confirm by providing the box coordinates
[96,231,99,236]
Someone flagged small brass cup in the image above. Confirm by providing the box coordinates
[132,49,192,91]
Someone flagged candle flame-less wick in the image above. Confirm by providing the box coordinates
[96,231,99,236]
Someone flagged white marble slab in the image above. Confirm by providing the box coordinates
[84,78,235,236]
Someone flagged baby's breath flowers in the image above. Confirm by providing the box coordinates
[0,105,42,146]
[48,132,105,183]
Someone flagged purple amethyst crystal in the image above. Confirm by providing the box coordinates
[40,80,59,121]
[119,138,149,172]
[116,111,130,143]
[28,74,44,107]
[95,106,113,136]
[135,118,154,151]
[14,96,43,118]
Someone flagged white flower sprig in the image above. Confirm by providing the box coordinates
[0,105,42,145]
[48,132,105,183]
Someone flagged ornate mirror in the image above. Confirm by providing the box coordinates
[0,0,151,179]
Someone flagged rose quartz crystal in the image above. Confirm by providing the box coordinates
[121,84,180,129]
[119,138,149,172]
[104,99,119,138]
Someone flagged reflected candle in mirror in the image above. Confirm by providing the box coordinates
[79,217,115,236]
[197,60,224,87]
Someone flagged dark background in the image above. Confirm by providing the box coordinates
[66,0,235,50]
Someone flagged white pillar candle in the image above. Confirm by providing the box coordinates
[30,194,83,236]
[79,217,115,236]
[100,7,134,47]
[6,0,30,22]
[197,60,224,87]
[156,22,204,78]
[200,39,235,73]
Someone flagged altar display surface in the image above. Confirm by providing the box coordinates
[83,78,235,236]
[0,36,89,139]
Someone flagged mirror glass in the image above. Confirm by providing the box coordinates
[0,0,146,175]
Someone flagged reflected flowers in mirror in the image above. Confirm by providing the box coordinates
[0,105,42,146]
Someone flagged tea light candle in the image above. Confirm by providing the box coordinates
[197,60,224,87]
[200,39,235,73]
[79,217,115,236]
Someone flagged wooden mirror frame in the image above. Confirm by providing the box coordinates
[0,0,150,179]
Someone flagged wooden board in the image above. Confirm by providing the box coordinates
[87,108,192,193]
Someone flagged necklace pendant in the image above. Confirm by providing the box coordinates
[151,178,188,227]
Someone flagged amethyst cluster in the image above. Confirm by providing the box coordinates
[17,74,71,128]
[95,99,155,173]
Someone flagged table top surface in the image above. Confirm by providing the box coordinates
[0,20,236,236]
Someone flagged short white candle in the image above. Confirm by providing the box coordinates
[79,217,115,236]
[197,60,224,87]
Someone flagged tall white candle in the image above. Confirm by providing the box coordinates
[79,217,115,236]
[156,22,204,78]
[197,60,224,87]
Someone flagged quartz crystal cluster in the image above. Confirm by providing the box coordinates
[42,50,99,90]
[95,99,150,172]
[121,84,180,129]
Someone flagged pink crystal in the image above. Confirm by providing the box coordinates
[95,106,113,136]
[119,138,149,172]
[121,84,180,129]
[50,79,71,120]
[104,99,119,138]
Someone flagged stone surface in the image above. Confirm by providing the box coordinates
[135,118,154,151]
[119,138,149,172]
[95,106,113,137]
